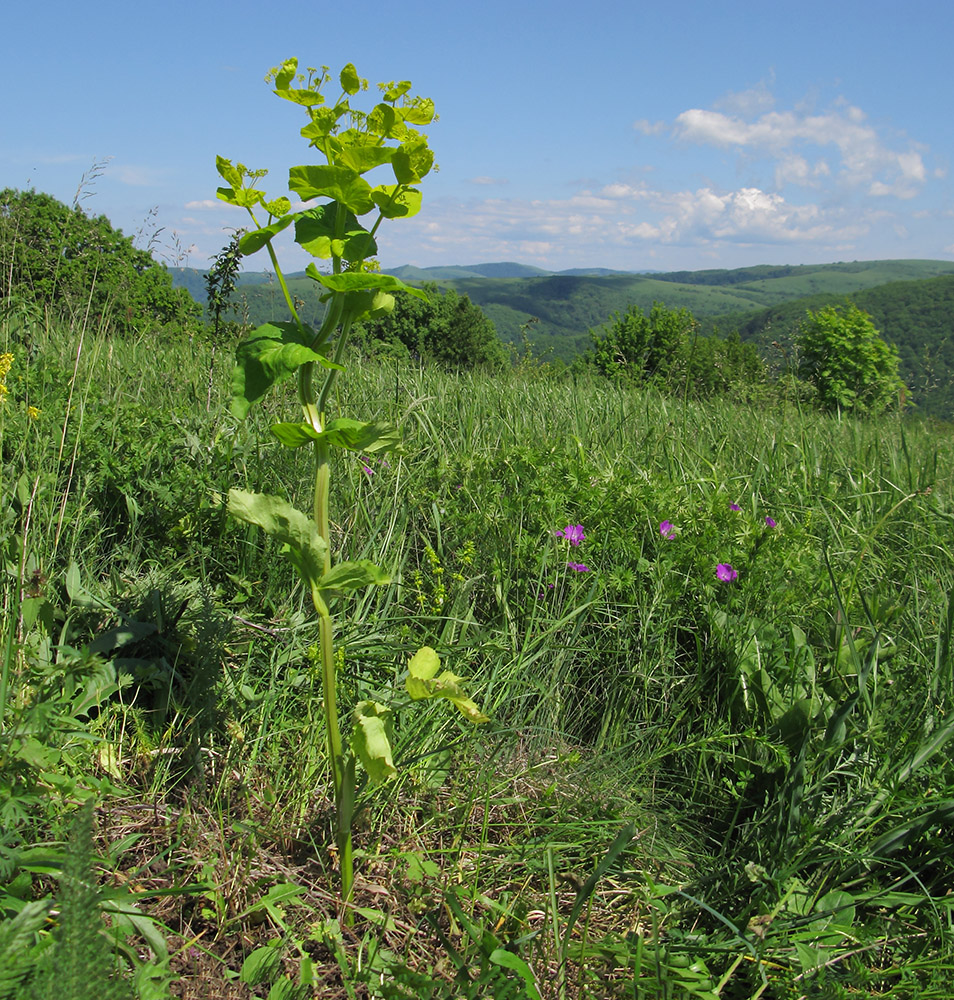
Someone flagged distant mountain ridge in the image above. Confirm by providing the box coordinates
[169,257,954,416]
[381,261,645,280]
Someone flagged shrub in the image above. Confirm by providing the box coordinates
[796,303,905,416]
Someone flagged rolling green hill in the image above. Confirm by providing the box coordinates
[170,258,954,415]
[172,258,954,355]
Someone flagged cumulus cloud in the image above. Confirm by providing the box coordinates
[671,99,929,198]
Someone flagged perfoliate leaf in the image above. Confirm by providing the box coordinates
[407,647,489,723]
[227,490,327,590]
[343,288,395,322]
[323,417,402,453]
[339,63,362,96]
[274,58,298,93]
[269,422,320,448]
[239,216,294,255]
[232,322,341,419]
[215,155,243,188]
[370,185,422,219]
[288,165,374,215]
[367,103,404,139]
[268,418,401,453]
[335,145,395,174]
[408,646,441,682]
[295,204,377,260]
[304,266,429,301]
[401,98,436,126]
[352,701,396,783]
[318,560,389,593]
[381,80,412,102]
[391,138,434,184]
[216,186,265,209]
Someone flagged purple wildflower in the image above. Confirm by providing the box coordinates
[567,562,590,572]
[729,503,741,511]
[765,516,776,527]
[716,563,738,582]
[557,524,586,547]
[659,521,675,540]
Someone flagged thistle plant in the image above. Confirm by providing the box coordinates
[216,59,487,910]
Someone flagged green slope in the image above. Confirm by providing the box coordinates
[167,260,954,374]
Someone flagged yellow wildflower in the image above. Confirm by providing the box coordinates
[0,353,12,404]
[27,405,41,420]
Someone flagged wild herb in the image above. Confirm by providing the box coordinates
[215,59,487,911]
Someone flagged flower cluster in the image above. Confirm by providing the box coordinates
[659,500,778,584]
[0,353,12,404]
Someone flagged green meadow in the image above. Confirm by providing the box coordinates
[2,304,953,997]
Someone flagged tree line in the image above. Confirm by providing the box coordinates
[2,187,907,418]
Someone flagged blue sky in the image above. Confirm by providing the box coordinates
[3,0,951,273]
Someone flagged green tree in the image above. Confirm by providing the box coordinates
[796,303,905,415]
[0,188,201,333]
[357,282,508,368]
[585,301,697,385]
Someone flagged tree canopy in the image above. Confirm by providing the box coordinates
[581,300,766,398]
[796,303,905,416]
[355,282,508,368]
[0,188,201,333]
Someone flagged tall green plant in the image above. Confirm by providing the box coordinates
[216,59,486,912]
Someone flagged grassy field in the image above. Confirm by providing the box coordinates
[1,310,953,998]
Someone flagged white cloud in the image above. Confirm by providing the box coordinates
[671,98,930,199]
[466,176,509,186]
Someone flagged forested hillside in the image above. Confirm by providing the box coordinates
[723,275,954,418]
[170,258,954,416]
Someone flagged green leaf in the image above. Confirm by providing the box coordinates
[489,950,542,1000]
[239,944,282,986]
[370,184,422,219]
[408,646,441,681]
[274,58,297,93]
[288,165,374,215]
[216,186,265,209]
[352,701,396,783]
[215,154,243,189]
[239,215,294,255]
[392,137,434,183]
[367,103,403,139]
[406,647,489,723]
[227,490,327,590]
[335,144,395,174]
[232,322,341,419]
[269,417,401,453]
[343,288,395,322]
[323,417,402,452]
[304,266,429,301]
[319,560,389,593]
[294,204,377,260]
[339,63,361,95]
[269,422,321,448]
[401,98,436,126]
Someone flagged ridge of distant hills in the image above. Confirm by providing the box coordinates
[170,258,954,417]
